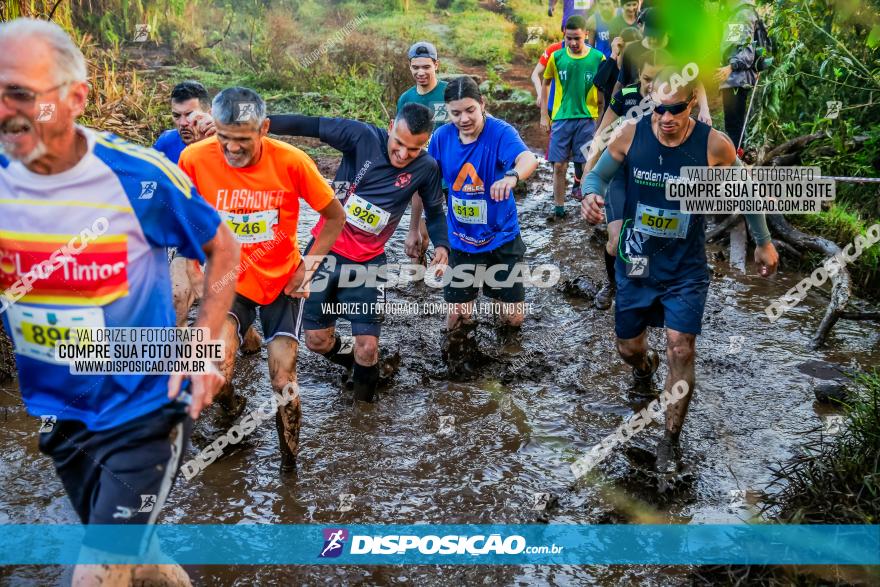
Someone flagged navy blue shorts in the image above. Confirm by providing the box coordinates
[604,166,627,223]
[230,291,302,344]
[548,118,596,163]
[38,401,191,553]
[299,248,387,337]
[614,267,710,339]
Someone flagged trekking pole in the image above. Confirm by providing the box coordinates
[737,72,761,152]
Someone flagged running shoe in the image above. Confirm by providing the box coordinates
[654,431,681,475]
[630,348,660,397]
[594,279,616,310]
[546,207,567,223]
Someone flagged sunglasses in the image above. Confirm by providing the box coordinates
[653,95,694,116]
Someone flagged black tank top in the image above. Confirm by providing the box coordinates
[621,116,711,282]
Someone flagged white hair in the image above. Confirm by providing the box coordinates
[0,18,88,85]
[212,87,266,129]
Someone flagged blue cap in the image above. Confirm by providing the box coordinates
[408,41,438,60]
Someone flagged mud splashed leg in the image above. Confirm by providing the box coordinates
[276,386,301,474]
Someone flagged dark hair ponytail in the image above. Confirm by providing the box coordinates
[444,76,482,104]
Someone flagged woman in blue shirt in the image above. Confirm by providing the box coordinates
[419,76,538,341]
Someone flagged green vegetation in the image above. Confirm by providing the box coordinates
[3,1,877,296]
[740,0,880,297]
[790,203,880,295]
[2,0,535,142]
[446,1,516,65]
[763,370,880,525]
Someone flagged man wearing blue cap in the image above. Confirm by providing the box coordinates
[397,42,449,131]
[398,41,448,263]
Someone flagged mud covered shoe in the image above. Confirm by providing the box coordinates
[571,182,584,202]
[654,431,682,476]
[631,349,660,398]
[378,348,401,385]
[216,391,247,422]
[546,206,567,223]
[594,279,616,311]
[441,323,476,364]
[192,390,247,450]
[442,323,491,378]
[496,323,523,347]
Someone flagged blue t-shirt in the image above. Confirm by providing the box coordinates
[429,116,529,253]
[0,127,221,431]
[153,129,187,164]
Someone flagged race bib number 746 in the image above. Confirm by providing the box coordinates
[220,209,278,244]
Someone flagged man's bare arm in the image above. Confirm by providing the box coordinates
[586,107,620,172]
[194,224,239,342]
[531,62,546,106]
[708,129,777,274]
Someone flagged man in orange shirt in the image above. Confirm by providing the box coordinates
[179,87,345,472]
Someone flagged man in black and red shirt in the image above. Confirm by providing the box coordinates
[269,103,449,403]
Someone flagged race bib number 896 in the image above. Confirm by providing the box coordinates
[7,305,105,364]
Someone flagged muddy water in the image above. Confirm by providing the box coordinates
[1,155,878,586]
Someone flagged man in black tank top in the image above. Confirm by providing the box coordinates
[581,67,779,476]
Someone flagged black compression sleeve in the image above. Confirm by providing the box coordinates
[425,205,450,251]
[267,114,320,138]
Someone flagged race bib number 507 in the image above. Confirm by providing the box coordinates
[634,203,689,239]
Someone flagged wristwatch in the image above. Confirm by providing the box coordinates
[504,169,520,182]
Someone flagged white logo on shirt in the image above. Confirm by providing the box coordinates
[139,181,157,199]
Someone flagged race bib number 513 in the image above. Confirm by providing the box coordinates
[451,196,487,225]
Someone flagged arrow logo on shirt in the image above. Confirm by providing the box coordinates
[452,163,484,193]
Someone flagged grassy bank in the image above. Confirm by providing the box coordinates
[47,0,538,145]
[789,202,880,300]
[763,370,879,525]
[751,0,880,295]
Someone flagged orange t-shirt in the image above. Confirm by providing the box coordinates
[179,136,334,305]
